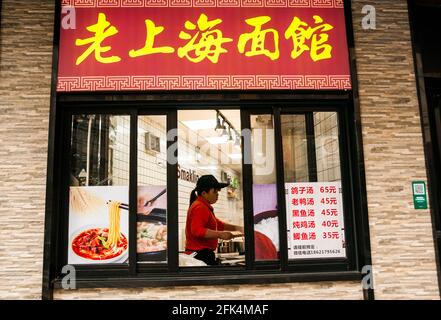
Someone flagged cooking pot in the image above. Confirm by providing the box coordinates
[218,238,245,254]
[232,239,245,254]
[218,240,233,253]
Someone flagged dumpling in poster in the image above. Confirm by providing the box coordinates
[137,186,167,263]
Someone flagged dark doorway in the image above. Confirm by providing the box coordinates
[426,78,441,283]
[409,0,441,294]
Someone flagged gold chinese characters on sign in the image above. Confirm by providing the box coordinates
[75,13,334,65]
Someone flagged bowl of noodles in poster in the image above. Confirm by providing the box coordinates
[70,225,128,264]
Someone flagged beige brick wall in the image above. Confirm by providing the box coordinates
[0,0,54,299]
[351,0,439,299]
[53,282,362,300]
[0,0,439,300]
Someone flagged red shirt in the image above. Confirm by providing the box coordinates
[185,196,225,252]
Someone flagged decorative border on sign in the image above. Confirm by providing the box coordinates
[60,0,344,8]
[57,75,352,91]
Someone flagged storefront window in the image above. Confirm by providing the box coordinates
[68,115,130,265]
[177,109,245,267]
[251,114,279,261]
[137,116,168,264]
[56,106,358,288]
[282,112,346,261]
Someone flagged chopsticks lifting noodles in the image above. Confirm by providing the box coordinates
[105,201,122,249]
[107,201,129,211]
[107,188,166,211]
[119,203,129,211]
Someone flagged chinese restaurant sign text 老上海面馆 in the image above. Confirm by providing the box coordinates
[57,5,351,91]
[74,13,334,65]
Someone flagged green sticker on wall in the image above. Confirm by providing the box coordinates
[412,181,428,210]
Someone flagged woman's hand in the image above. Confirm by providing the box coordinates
[218,231,235,241]
[223,223,244,234]
[137,191,156,215]
[236,226,244,234]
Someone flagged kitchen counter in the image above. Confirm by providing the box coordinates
[217,252,245,266]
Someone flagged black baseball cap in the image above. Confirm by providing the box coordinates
[196,175,229,190]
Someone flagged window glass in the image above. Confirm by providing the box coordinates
[282,112,346,260]
[65,110,349,272]
[314,112,341,182]
[251,115,279,261]
[68,115,129,265]
[137,116,168,264]
[177,109,245,267]
[282,115,309,182]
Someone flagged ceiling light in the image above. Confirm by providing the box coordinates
[228,127,233,141]
[215,112,224,131]
[182,119,216,131]
[234,136,241,147]
[221,125,229,138]
[195,146,202,163]
[206,136,229,144]
[198,165,218,171]
[228,153,242,160]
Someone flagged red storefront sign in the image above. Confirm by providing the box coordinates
[57,0,351,91]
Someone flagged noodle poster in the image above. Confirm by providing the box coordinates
[68,186,129,265]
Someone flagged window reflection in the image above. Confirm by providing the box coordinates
[137,116,168,264]
[68,115,129,265]
[251,115,279,261]
[177,109,245,267]
[282,112,346,261]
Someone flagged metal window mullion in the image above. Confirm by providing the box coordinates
[306,113,318,183]
[338,107,358,269]
[167,110,179,272]
[241,108,255,270]
[129,111,138,276]
[274,107,289,271]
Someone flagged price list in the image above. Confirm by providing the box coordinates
[285,182,346,259]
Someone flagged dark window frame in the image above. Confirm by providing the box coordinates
[276,105,358,273]
[50,98,365,287]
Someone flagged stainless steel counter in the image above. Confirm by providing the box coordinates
[217,252,245,266]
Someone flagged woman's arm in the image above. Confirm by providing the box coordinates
[204,229,236,240]
[222,223,244,234]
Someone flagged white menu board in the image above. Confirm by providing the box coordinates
[285,182,346,259]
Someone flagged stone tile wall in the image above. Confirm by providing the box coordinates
[0,0,54,300]
[351,0,439,299]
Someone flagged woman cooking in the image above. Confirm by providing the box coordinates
[185,175,244,265]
